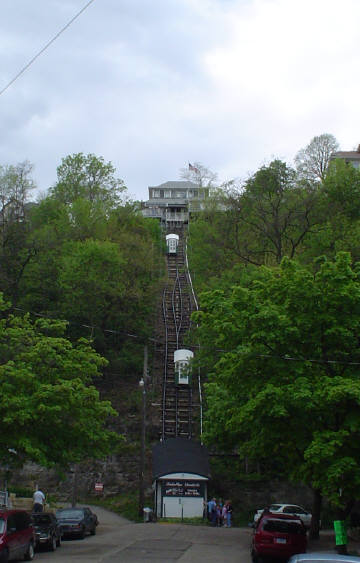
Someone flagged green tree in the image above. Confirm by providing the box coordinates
[0,294,119,468]
[0,161,35,226]
[323,158,360,220]
[188,161,319,281]
[194,253,360,538]
[50,153,126,207]
[298,159,360,264]
[0,161,37,303]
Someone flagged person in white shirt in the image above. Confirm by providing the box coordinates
[33,489,45,513]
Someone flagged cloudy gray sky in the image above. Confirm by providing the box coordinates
[1,0,359,201]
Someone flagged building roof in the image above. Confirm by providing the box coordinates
[143,199,188,206]
[332,150,360,160]
[148,181,200,190]
[152,438,211,480]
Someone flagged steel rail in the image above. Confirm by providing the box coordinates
[160,227,194,439]
[161,286,169,441]
[184,237,203,440]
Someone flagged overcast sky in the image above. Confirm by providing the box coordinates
[1,0,359,201]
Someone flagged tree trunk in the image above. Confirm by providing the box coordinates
[309,488,322,540]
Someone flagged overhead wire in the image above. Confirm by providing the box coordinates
[10,305,360,365]
[12,306,158,343]
[0,0,97,97]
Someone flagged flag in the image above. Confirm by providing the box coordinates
[188,163,200,173]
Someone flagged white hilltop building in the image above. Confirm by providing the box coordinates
[141,181,209,227]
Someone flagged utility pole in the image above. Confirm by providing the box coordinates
[138,345,148,517]
[71,464,78,507]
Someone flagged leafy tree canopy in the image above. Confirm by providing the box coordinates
[323,158,360,220]
[194,252,360,505]
[0,294,119,468]
[50,153,126,207]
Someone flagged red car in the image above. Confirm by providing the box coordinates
[0,509,35,561]
[251,511,307,562]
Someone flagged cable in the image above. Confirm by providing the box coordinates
[12,306,158,344]
[0,0,97,97]
[11,307,360,365]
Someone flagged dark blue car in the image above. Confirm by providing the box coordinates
[55,507,98,539]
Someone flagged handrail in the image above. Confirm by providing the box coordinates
[184,238,203,441]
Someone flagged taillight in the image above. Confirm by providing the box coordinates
[260,537,273,544]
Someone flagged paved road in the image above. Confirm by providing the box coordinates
[35,506,252,562]
[35,506,356,562]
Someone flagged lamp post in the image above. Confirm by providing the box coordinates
[138,377,146,517]
[138,345,148,517]
[71,464,78,507]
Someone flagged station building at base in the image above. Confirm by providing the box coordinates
[152,438,210,519]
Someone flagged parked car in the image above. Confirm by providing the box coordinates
[251,511,307,562]
[254,504,312,528]
[55,507,97,538]
[0,508,35,561]
[289,554,360,562]
[32,512,62,551]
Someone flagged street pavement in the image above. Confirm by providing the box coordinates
[35,505,252,562]
[34,505,360,562]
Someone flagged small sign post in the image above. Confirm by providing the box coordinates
[94,482,104,494]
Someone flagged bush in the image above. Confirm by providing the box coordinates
[8,486,33,498]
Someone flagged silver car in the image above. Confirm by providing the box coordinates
[254,504,312,528]
[289,553,360,562]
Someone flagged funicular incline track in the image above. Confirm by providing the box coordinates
[161,227,194,440]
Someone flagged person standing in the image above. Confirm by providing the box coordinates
[225,500,233,528]
[33,488,45,513]
[207,497,216,521]
[222,503,228,527]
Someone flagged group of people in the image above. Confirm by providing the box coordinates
[207,498,233,527]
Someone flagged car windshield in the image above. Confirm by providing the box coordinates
[33,515,51,524]
[0,519,4,534]
[56,510,83,520]
[269,504,282,511]
[263,519,305,534]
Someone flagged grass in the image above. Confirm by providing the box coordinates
[85,492,251,528]
[84,492,150,523]
[158,517,206,525]
[7,486,33,498]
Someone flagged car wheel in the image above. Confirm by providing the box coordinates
[90,525,96,536]
[56,534,62,547]
[0,548,9,563]
[24,541,35,561]
[49,535,57,551]
[79,527,86,539]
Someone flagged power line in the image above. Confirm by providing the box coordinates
[11,307,360,365]
[0,0,97,97]
[12,306,158,344]
[257,354,360,366]
[198,346,360,366]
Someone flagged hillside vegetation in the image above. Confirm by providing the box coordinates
[187,135,360,536]
[0,153,163,469]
